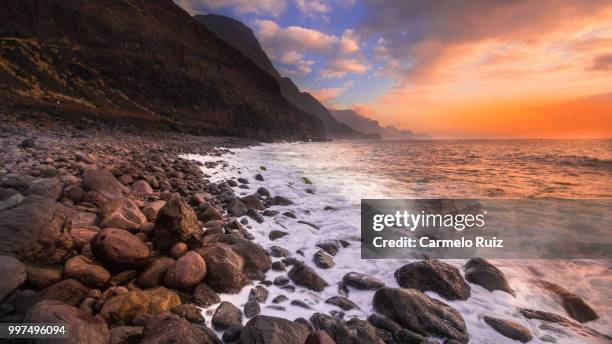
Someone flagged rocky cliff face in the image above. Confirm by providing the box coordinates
[0,0,324,140]
[195,14,372,140]
[331,109,428,140]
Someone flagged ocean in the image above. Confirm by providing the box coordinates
[187,139,611,343]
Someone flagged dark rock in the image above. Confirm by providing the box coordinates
[271,261,286,271]
[254,174,264,181]
[325,296,359,311]
[25,177,63,200]
[237,178,249,184]
[273,196,293,206]
[269,230,289,240]
[65,185,86,203]
[313,250,335,269]
[464,258,514,296]
[309,313,356,344]
[110,325,143,344]
[367,313,402,334]
[298,220,319,230]
[132,180,153,194]
[394,260,471,301]
[272,295,289,304]
[212,301,242,330]
[26,300,110,344]
[346,318,385,344]
[316,242,338,256]
[0,256,27,302]
[263,209,279,217]
[18,138,36,148]
[99,197,146,230]
[169,242,188,259]
[82,169,124,200]
[537,280,598,323]
[269,246,290,257]
[241,195,266,211]
[164,251,207,290]
[196,244,248,293]
[41,279,89,306]
[227,180,238,187]
[140,313,220,344]
[305,331,336,344]
[256,187,271,197]
[0,195,74,264]
[64,255,111,288]
[25,263,63,289]
[283,211,297,219]
[290,300,311,309]
[341,272,385,292]
[109,270,137,286]
[141,200,166,222]
[288,262,329,292]
[91,228,151,272]
[136,256,175,289]
[273,275,290,286]
[153,194,202,250]
[483,316,532,343]
[248,285,269,303]
[246,209,264,223]
[395,329,426,344]
[244,299,261,318]
[172,303,205,325]
[100,286,180,325]
[222,324,244,343]
[192,282,221,307]
[229,198,248,217]
[373,287,468,343]
[240,315,310,344]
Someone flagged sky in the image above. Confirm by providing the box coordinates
[175,0,612,138]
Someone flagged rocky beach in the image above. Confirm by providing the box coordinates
[0,114,609,344]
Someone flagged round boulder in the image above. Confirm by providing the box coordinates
[395,260,471,301]
[0,256,27,301]
[63,255,110,288]
[92,228,151,272]
[164,251,207,290]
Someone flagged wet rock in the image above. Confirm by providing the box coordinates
[313,250,335,269]
[298,220,319,230]
[256,187,271,197]
[199,205,224,222]
[100,286,180,325]
[238,177,249,184]
[247,209,264,223]
[228,198,248,217]
[172,303,205,325]
[227,179,238,187]
[395,329,426,344]
[309,313,355,344]
[373,287,468,343]
[223,324,244,342]
[316,242,338,256]
[269,246,290,257]
[24,177,63,200]
[271,261,286,271]
[140,313,220,344]
[263,209,279,217]
[92,228,151,272]
[341,272,385,293]
[306,331,336,344]
[119,175,134,186]
[249,285,269,303]
[269,230,289,240]
[26,300,110,344]
[212,301,242,330]
[25,263,63,289]
[18,138,36,148]
[169,242,188,259]
[109,270,137,286]
[204,234,271,274]
[164,251,207,290]
[346,318,385,344]
[71,226,99,249]
[244,299,261,318]
[197,244,248,293]
[64,255,111,288]
[241,195,266,211]
[100,197,147,230]
[537,280,598,323]
[137,256,175,289]
[274,276,290,286]
[152,194,202,251]
[288,262,329,292]
[192,283,221,307]
[464,258,514,296]
[133,180,154,194]
[273,196,293,206]
[0,256,27,301]
[240,315,309,344]
[254,174,264,181]
[272,295,288,304]
[82,169,124,200]
[141,200,166,222]
[325,296,359,311]
[0,195,74,264]
[367,313,402,334]
[65,185,86,203]
[283,211,297,219]
[41,279,89,306]
[110,325,143,344]
[483,316,532,343]
[395,260,471,301]
[290,300,311,309]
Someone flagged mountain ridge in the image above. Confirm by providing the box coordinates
[331,109,429,140]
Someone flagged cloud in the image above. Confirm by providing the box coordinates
[339,29,360,54]
[322,58,367,78]
[175,0,287,16]
[308,80,354,105]
[295,0,332,16]
[253,19,339,54]
[279,59,315,76]
[590,53,612,71]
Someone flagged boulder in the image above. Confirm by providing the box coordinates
[152,195,202,251]
[537,280,598,323]
[110,326,143,344]
[196,244,248,293]
[310,313,362,344]
[0,195,74,264]
[199,206,224,222]
[0,192,23,211]
[340,272,385,293]
[133,180,154,194]
[464,258,514,295]
[346,318,385,344]
[24,177,63,200]
[140,313,221,344]
[288,262,329,292]
[203,234,271,276]
[100,197,147,230]
[100,287,181,325]
[71,226,99,249]
[269,230,289,240]
[240,315,309,344]
[483,316,532,343]
[137,256,175,289]
[140,202,165,224]
[65,185,86,203]
[82,169,124,200]
[222,324,244,343]
[25,263,63,289]
[256,187,271,197]
[64,255,111,288]
[40,279,89,307]
[172,303,205,325]
[0,256,27,301]
[164,251,207,290]
[228,198,248,217]
[241,195,266,211]
[91,228,151,272]
[316,242,339,256]
[325,296,359,311]
[273,196,293,206]
[306,331,336,344]
[26,300,110,344]
[395,260,471,301]
[191,283,220,307]
[244,299,261,318]
[373,288,468,343]
[211,301,242,330]
[169,242,188,259]
[248,285,269,303]
[313,250,335,269]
